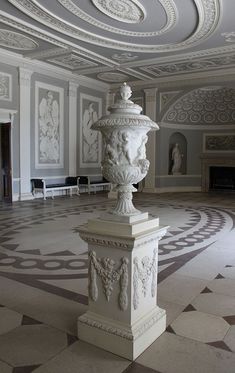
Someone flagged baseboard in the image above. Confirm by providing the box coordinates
[154,186,202,193]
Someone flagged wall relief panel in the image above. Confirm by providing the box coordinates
[35,81,64,169]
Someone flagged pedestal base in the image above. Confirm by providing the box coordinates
[78,307,166,360]
[77,215,168,361]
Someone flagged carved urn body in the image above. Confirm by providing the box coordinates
[92,83,159,216]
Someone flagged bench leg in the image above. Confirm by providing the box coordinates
[51,190,54,199]
[70,188,72,197]
[77,187,80,196]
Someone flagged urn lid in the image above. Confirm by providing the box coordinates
[109,82,142,115]
[92,82,159,130]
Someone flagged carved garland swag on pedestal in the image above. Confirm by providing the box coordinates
[89,251,129,311]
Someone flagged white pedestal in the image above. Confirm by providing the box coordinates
[77,216,168,360]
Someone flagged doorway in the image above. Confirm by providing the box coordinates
[0,122,12,202]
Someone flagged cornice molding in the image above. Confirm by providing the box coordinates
[111,66,235,91]
[0,47,109,92]
[159,122,235,130]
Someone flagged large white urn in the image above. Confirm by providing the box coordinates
[92,83,159,216]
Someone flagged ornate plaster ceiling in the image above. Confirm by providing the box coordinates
[0,0,235,84]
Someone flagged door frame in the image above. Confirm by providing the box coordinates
[0,109,17,202]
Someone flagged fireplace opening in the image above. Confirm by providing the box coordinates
[210,166,235,190]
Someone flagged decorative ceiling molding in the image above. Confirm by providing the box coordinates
[0,28,38,50]
[47,53,98,70]
[0,10,117,67]
[58,0,177,36]
[97,72,128,82]
[140,53,235,77]
[0,46,109,92]
[8,0,220,53]
[162,87,235,125]
[221,32,235,43]
[160,91,181,111]
[25,47,69,60]
[111,53,138,63]
[91,0,146,23]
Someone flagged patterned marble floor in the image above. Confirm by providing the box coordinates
[0,192,235,372]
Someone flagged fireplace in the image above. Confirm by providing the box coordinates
[201,153,235,192]
[210,166,235,190]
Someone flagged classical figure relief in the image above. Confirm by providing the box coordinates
[39,91,60,163]
[80,94,102,167]
[35,82,64,168]
[89,251,129,311]
[133,249,157,310]
[171,143,183,174]
[82,102,99,163]
[103,130,149,173]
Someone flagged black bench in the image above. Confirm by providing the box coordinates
[79,175,111,194]
[31,177,80,200]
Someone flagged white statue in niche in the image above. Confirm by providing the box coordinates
[82,102,99,163]
[39,91,60,163]
[171,143,183,174]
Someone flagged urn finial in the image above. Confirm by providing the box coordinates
[120,82,132,101]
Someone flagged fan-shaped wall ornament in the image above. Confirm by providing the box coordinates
[162,87,235,125]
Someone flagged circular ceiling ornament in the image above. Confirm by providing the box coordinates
[91,0,146,24]
[58,0,177,37]
[97,72,128,82]
[0,29,38,50]
[8,0,219,53]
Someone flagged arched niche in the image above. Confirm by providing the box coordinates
[169,132,187,175]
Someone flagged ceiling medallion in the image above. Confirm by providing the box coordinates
[58,0,176,37]
[97,72,128,82]
[91,0,146,23]
[0,29,38,50]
